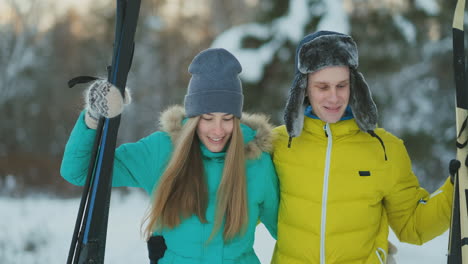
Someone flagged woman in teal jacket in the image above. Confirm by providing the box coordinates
[61,48,279,264]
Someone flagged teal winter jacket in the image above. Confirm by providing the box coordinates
[61,105,279,264]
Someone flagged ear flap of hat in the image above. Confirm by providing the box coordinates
[284,73,308,138]
[349,69,378,132]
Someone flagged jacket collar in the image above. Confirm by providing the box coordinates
[303,116,360,138]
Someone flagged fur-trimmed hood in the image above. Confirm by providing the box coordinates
[158,105,274,159]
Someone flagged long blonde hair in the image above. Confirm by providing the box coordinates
[143,117,248,242]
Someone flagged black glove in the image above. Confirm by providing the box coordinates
[449,159,461,184]
[147,235,167,264]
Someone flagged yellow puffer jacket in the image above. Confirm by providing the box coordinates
[271,117,453,264]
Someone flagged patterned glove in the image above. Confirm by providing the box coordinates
[84,79,131,129]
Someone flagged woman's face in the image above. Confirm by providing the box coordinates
[307,66,350,124]
[196,112,234,152]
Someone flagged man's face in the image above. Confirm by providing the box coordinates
[307,66,350,123]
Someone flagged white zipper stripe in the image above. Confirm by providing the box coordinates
[320,124,332,264]
[376,248,387,264]
[429,189,443,199]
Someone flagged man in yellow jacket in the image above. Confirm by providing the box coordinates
[271,30,453,264]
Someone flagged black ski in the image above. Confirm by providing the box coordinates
[66,0,141,263]
[448,0,468,263]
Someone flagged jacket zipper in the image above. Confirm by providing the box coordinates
[320,124,332,264]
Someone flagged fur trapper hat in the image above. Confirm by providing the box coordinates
[284,30,378,138]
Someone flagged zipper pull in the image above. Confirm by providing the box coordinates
[323,124,328,137]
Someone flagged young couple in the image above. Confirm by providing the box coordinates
[61,31,453,264]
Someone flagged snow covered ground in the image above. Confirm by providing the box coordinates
[0,189,449,263]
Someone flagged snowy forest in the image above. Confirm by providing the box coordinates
[0,0,462,263]
[1,0,458,197]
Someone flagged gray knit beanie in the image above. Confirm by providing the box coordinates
[184,48,243,118]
